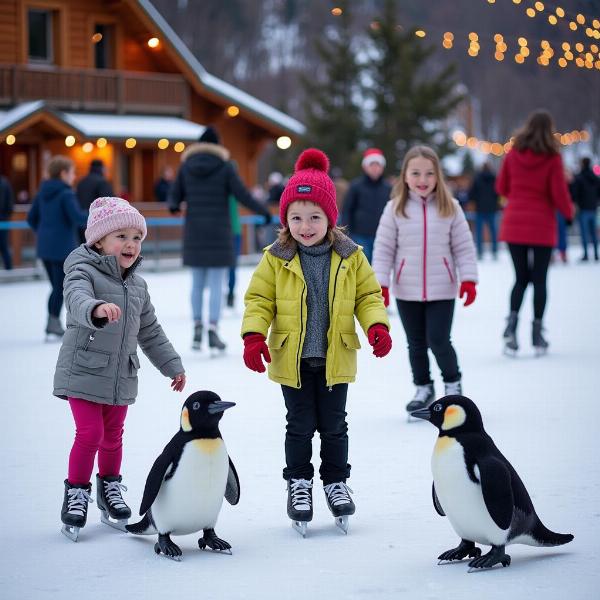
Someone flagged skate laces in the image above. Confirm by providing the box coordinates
[66,487,93,516]
[444,381,462,395]
[289,478,312,510]
[103,480,129,509]
[412,385,433,402]
[323,482,353,506]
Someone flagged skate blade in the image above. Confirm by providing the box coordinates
[61,524,80,542]
[45,334,62,343]
[534,347,548,357]
[292,520,308,537]
[503,347,518,357]
[335,516,349,534]
[209,348,226,358]
[100,511,129,532]
[192,343,201,351]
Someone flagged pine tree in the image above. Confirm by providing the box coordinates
[366,0,463,171]
[301,0,363,177]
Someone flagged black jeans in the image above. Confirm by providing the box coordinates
[396,299,460,385]
[0,230,12,269]
[281,362,350,485]
[507,244,553,320]
[42,259,66,317]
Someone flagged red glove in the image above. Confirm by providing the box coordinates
[459,281,477,307]
[367,324,392,358]
[243,334,271,373]
[381,286,390,308]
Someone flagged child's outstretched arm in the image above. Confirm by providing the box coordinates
[449,203,478,305]
[64,268,111,329]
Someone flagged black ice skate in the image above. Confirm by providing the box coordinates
[192,322,203,350]
[287,478,313,537]
[532,319,549,356]
[45,315,65,342]
[96,474,131,531]
[323,482,355,534]
[444,380,462,396]
[226,291,235,308]
[406,383,435,419]
[503,312,519,356]
[208,327,226,356]
[61,480,93,542]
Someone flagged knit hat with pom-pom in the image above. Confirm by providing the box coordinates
[279,148,338,228]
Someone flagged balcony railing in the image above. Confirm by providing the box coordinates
[0,64,190,116]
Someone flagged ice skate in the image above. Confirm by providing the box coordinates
[45,315,64,342]
[323,482,355,534]
[287,478,313,537]
[96,474,131,532]
[444,380,462,396]
[532,319,549,357]
[192,322,203,350]
[406,383,435,421]
[502,312,519,356]
[226,291,234,308]
[61,480,93,542]
[208,326,226,357]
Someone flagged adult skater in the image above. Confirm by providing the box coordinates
[53,197,186,541]
[241,148,391,536]
[372,145,478,415]
[496,110,574,355]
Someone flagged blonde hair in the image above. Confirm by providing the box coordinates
[48,155,74,179]
[391,145,455,218]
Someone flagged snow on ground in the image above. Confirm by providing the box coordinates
[0,251,598,600]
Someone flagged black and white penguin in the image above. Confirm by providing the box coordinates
[411,395,573,571]
[126,390,240,560]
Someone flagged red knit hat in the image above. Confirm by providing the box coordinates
[362,147,386,168]
[279,149,338,228]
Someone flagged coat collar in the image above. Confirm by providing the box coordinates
[268,229,359,261]
[181,142,230,163]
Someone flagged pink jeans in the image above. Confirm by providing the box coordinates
[67,397,128,486]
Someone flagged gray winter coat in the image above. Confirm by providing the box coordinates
[53,245,184,405]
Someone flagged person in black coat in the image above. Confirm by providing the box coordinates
[169,126,270,351]
[341,148,391,263]
[572,157,600,261]
[75,159,113,243]
[154,165,174,202]
[0,174,15,270]
[469,162,500,259]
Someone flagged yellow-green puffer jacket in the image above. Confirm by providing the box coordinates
[242,230,390,388]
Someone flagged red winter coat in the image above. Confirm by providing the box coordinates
[496,149,575,247]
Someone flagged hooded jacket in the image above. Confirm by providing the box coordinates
[27,179,87,261]
[241,231,389,388]
[53,245,184,405]
[572,167,600,211]
[76,164,113,212]
[169,142,270,267]
[468,169,499,213]
[342,174,392,237]
[496,149,575,246]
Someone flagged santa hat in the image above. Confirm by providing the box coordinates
[362,148,386,168]
[279,149,337,228]
[85,197,147,246]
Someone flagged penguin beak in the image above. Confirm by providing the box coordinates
[410,407,432,421]
[207,401,236,414]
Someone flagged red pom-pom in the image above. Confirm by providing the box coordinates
[295,148,330,173]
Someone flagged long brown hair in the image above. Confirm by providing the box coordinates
[391,145,455,218]
[512,109,560,155]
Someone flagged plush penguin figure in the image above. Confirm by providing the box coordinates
[126,390,240,560]
[411,395,573,571]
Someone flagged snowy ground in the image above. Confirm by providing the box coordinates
[1,251,598,600]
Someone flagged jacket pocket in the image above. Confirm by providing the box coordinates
[268,330,295,381]
[268,331,289,349]
[395,258,406,284]
[129,353,140,376]
[442,257,454,283]
[337,332,359,376]
[74,348,110,370]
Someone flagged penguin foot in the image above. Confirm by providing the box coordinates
[468,545,511,571]
[198,528,232,554]
[154,533,182,561]
[438,539,481,564]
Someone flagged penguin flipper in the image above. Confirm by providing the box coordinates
[432,482,445,516]
[478,457,514,530]
[224,457,240,505]
[139,450,177,516]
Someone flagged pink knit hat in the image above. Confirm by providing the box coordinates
[279,149,338,228]
[85,197,147,246]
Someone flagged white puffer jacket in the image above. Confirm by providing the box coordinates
[372,191,478,301]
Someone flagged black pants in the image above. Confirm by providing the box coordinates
[507,244,553,320]
[0,230,12,269]
[42,259,66,317]
[396,299,460,385]
[281,362,350,485]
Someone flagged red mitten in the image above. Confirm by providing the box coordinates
[367,324,392,358]
[243,334,271,372]
[459,281,477,307]
[381,286,390,308]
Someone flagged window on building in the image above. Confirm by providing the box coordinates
[28,9,53,63]
[94,24,115,69]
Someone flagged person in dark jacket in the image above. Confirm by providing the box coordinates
[469,162,500,259]
[0,174,15,269]
[341,148,391,263]
[75,159,113,243]
[153,165,174,202]
[169,125,270,351]
[572,157,600,261]
[27,156,87,339]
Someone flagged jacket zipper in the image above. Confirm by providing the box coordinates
[422,199,428,301]
[395,258,406,284]
[83,331,95,350]
[327,259,344,390]
[112,280,129,404]
[295,282,306,388]
[443,257,454,283]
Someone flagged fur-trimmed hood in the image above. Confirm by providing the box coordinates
[181,142,230,163]
[268,229,359,261]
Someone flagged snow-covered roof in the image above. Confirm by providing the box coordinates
[135,0,305,137]
[0,101,49,133]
